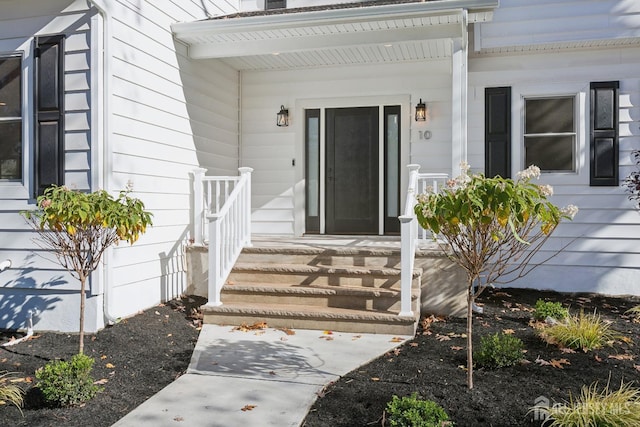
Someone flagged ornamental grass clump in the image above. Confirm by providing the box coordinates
[536,380,640,427]
[385,393,452,427]
[539,310,618,352]
[415,163,577,389]
[474,332,524,369]
[0,372,25,413]
[534,300,569,322]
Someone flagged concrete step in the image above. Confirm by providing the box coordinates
[201,302,418,335]
[221,282,420,312]
[228,263,421,289]
[237,246,403,268]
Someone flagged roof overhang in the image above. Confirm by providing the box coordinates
[172,0,497,70]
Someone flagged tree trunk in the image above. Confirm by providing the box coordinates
[467,286,474,389]
[79,275,86,354]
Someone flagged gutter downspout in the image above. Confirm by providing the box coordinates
[86,0,117,325]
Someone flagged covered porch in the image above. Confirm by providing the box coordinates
[171,0,497,331]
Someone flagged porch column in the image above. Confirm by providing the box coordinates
[451,11,469,177]
[191,168,207,246]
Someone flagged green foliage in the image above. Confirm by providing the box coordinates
[624,305,640,320]
[0,372,25,413]
[36,354,100,407]
[534,300,569,321]
[385,393,452,427]
[24,185,152,246]
[536,381,640,427]
[474,333,524,369]
[539,310,618,352]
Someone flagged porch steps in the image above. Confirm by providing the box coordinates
[200,244,422,335]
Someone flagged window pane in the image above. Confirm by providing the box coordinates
[0,121,22,179]
[0,57,21,118]
[386,113,399,217]
[525,97,574,134]
[307,116,319,217]
[525,135,574,172]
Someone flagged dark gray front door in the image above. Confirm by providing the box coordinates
[325,107,379,234]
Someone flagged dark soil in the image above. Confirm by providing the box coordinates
[1,289,639,427]
[303,288,640,427]
[0,295,205,427]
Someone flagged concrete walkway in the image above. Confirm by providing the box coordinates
[112,324,410,427]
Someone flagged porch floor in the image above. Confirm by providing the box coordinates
[248,234,440,252]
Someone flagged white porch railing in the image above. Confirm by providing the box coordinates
[191,167,253,307]
[399,165,449,317]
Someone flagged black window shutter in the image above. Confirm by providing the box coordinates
[34,35,65,197]
[590,81,619,186]
[265,0,286,10]
[485,87,511,178]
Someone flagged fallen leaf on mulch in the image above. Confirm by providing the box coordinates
[494,291,512,298]
[634,365,640,372]
[595,355,603,362]
[435,334,451,342]
[233,322,268,332]
[371,377,380,382]
[277,327,295,336]
[503,329,515,335]
[609,354,634,361]
[241,404,257,412]
[100,355,108,360]
[619,336,633,344]
[94,378,109,385]
[105,363,115,369]
[535,356,550,366]
[451,346,463,351]
[458,365,467,371]
[549,358,570,369]
[409,342,418,347]
[560,347,576,354]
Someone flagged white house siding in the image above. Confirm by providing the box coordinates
[470,14,640,295]
[240,59,452,235]
[0,0,94,332]
[102,0,240,323]
[0,0,240,333]
[474,0,640,51]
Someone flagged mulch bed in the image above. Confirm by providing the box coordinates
[0,296,205,427]
[0,289,639,427]
[303,288,640,426]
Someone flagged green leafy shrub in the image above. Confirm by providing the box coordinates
[534,299,569,321]
[36,354,100,407]
[0,372,25,413]
[539,310,618,352]
[534,380,640,427]
[474,333,524,368]
[385,393,452,427]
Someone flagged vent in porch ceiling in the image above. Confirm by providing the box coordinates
[266,0,286,10]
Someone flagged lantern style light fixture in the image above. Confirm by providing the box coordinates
[277,105,289,127]
[415,98,427,122]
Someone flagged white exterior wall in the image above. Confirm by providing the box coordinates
[0,0,95,332]
[470,0,640,296]
[102,1,240,323]
[0,0,240,332]
[241,59,452,235]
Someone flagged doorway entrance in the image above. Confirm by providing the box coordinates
[305,105,400,235]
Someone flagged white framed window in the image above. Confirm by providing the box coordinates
[523,95,576,173]
[0,55,23,181]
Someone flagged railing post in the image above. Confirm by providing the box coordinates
[399,215,415,317]
[207,217,223,307]
[191,168,207,246]
[239,167,253,247]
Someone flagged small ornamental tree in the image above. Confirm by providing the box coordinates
[22,186,152,354]
[415,164,577,389]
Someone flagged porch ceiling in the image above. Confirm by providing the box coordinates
[172,0,497,71]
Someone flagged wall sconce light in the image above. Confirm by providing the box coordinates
[277,105,289,127]
[415,98,427,122]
